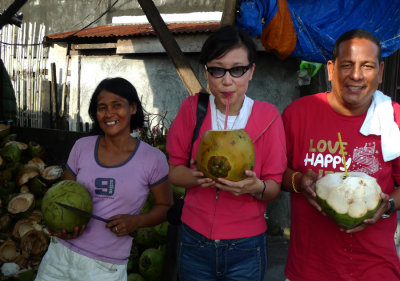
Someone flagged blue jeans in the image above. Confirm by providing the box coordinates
[178,224,267,281]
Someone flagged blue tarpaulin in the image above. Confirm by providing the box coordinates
[236,0,400,63]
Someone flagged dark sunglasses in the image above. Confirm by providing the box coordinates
[205,64,253,78]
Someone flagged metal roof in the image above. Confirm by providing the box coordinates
[45,22,220,43]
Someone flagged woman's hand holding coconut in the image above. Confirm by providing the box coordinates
[216,170,279,200]
[47,225,86,240]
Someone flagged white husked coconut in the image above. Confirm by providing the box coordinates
[316,172,382,228]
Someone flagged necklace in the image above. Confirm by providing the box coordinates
[215,108,239,130]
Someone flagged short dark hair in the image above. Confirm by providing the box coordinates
[199,25,257,65]
[331,29,382,62]
[88,77,144,134]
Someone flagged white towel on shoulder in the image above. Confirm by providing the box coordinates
[360,90,400,162]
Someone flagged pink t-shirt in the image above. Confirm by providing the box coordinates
[167,93,287,239]
[282,92,400,281]
[59,136,168,264]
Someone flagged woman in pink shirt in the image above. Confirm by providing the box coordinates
[36,77,172,281]
[167,25,287,281]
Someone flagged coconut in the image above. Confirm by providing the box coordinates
[196,129,255,182]
[135,227,157,250]
[41,165,63,185]
[0,240,20,262]
[0,143,21,165]
[139,248,164,281]
[41,180,93,232]
[127,273,146,281]
[7,193,35,218]
[316,172,382,228]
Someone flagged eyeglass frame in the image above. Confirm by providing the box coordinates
[204,63,253,78]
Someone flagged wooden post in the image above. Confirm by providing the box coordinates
[0,0,28,29]
[136,0,206,96]
[221,0,238,26]
[50,63,57,128]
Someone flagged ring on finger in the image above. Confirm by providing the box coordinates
[115,226,119,233]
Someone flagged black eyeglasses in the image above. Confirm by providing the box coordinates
[205,64,253,78]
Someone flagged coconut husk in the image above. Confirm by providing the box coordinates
[0,240,21,262]
[19,185,30,194]
[7,193,35,218]
[12,219,42,240]
[20,229,48,257]
[17,165,40,186]
[25,157,46,173]
[14,254,28,269]
[41,165,63,185]
[27,210,42,223]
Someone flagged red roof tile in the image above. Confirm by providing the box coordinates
[45,22,220,41]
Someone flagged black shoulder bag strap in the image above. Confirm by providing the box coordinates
[187,92,209,167]
[166,92,209,226]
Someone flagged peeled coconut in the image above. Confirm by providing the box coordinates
[196,129,255,181]
[41,180,93,232]
[316,172,382,228]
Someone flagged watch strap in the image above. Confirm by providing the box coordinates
[382,198,395,218]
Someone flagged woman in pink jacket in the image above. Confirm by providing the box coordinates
[167,25,287,281]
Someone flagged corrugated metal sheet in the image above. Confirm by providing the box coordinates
[45,22,220,42]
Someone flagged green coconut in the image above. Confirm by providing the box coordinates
[127,273,146,281]
[196,129,255,182]
[139,248,164,281]
[316,172,382,228]
[0,143,21,165]
[135,227,157,250]
[41,180,93,232]
[27,141,46,160]
[153,221,169,244]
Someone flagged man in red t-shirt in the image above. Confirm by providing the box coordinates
[282,29,400,281]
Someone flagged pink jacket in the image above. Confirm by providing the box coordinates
[167,94,287,239]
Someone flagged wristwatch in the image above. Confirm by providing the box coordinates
[381,198,395,218]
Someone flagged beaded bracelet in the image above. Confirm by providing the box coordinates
[292,172,301,193]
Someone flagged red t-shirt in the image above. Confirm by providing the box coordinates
[282,92,400,281]
[167,93,287,239]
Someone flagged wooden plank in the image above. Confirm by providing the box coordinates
[72,43,117,50]
[116,34,209,54]
[221,0,238,26]
[137,0,206,96]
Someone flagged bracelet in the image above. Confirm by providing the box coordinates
[292,172,301,193]
[253,180,266,199]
